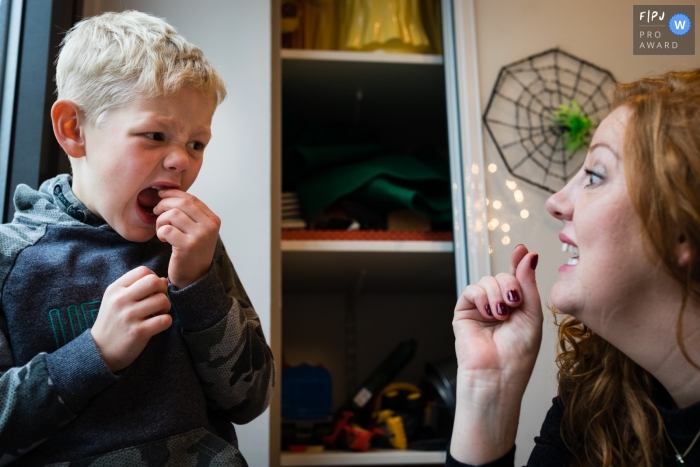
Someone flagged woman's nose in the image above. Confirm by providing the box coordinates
[546,182,574,221]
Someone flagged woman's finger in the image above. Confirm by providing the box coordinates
[477,275,511,321]
[514,251,542,322]
[509,244,529,276]
[495,272,523,309]
[455,284,494,321]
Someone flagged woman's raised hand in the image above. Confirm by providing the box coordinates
[453,244,543,381]
[450,244,543,464]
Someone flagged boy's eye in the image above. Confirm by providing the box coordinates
[186,141,205,151]
[144,132,166,142]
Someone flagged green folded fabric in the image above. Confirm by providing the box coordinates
[353,177,452,222]
[297,153,450,219]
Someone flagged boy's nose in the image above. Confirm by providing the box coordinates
[163,146,189,172]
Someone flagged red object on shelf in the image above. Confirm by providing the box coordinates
[323,411,383,452]
[281,230,453,241]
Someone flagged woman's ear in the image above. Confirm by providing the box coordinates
[677,234,691,267]
[51,99,86,158]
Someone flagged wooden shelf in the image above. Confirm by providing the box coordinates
[282,48,443,65]
[281,449,446,466]
[282,240,453,253]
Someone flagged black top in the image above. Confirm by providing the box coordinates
[446,385,700,467]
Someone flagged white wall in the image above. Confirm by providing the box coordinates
[82,1,273,465]
[472,1,698,464]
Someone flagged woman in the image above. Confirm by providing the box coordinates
[448,69,700,467]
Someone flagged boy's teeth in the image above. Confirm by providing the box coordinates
[567,257,579,265]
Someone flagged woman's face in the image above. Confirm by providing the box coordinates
[546,106,659,329]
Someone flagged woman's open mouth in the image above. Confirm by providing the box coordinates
[562,242,579,265]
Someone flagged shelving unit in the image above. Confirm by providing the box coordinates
[280,14,456,464]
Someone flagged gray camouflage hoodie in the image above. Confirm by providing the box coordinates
[0,174,274,466]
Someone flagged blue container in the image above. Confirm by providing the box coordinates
[282,363,332,420]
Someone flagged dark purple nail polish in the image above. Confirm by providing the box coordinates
[485,304,493,316]
[508,290,520,302]
[497,302,508,316]
[530,254,539,270]
[515,243,524,250]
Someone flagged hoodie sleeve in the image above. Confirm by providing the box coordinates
[168,238,275,424]
[0,323,115,463]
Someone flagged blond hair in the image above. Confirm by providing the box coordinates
[556,68,700,467]
[56,10,227,126]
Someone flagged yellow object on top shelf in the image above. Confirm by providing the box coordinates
[281,0,442,55]
[342,0,428,53]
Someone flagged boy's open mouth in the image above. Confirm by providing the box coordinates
[137,187,161,218]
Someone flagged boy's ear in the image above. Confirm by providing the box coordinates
[51,99,86,158]
[676,233,691,267]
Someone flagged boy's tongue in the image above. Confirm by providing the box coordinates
[137,187,161,211]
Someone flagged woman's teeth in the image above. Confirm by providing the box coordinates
[562,243,579,265]
[561,243,579,255]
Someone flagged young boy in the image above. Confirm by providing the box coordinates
[0,10,274,465]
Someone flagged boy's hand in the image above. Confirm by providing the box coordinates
[153,189,221,289]
[91,267,172,373]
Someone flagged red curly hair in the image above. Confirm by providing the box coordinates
[555,68,700,467]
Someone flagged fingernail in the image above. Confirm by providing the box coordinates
[497,302,508,316]
[485,304,493,316]
[515,243,523,250]
[530,254,539,270]
[507,290,520,302]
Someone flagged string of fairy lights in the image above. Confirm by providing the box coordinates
[485,163,530,254]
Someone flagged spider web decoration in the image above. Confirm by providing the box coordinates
[483,48,616,193]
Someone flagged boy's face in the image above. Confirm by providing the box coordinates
[72,86,217,242]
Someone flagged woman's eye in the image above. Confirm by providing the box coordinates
[186,141,205,151]
[144,132,166,142]
[584,169,603,187]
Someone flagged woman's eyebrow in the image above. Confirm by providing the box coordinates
[589,142,620,159]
